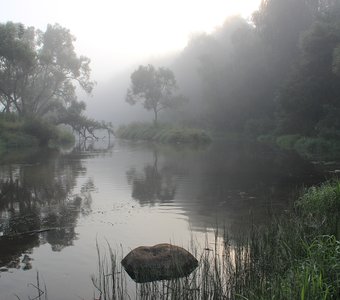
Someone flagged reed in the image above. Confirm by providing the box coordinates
[92,181,340,299]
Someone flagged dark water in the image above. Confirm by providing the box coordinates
[0,139,323,299]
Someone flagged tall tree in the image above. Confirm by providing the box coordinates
[277,14,340,135]
[0,22,94,117]
[126,64,186,124]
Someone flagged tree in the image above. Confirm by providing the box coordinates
[126,64,186,124]
[0,22,94,118]
[277,18,340,135]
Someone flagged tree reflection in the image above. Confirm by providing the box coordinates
[125,141,323,236]
[0,150,95,268]
[126,150,177,205]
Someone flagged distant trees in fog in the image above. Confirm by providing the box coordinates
[163,0,340,138]
[126,64,187,124]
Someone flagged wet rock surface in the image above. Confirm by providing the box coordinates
[121,243,198,283]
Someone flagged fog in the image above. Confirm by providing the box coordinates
[2,0,339,137]
[0,0,261,124]
[1,1,340,298]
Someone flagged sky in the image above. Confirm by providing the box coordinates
[0,0,261,82]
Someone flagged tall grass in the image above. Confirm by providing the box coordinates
[92,181,340,299]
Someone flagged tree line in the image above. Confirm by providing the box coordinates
[0,22,112,144]
[127,0,340,140]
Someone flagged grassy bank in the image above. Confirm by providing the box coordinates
[0,115,74,150]
[93,180,340,299]
[116,122,211,144]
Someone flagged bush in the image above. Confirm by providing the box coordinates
[257,134,276,144]
[276,134,302,150]
[0,131,39,148]
[116,123,211,144]
[49,128,75,147]
[294,137,340,160]
[22,118,58,146]
[0,115,75,149]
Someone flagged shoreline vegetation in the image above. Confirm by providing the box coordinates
[0,115,75,152]
[93,180,340,300]
[116,122,212,145]
[258,134,340,161]
[115,122,340,162]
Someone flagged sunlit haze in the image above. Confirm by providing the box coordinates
[0,0,261,81]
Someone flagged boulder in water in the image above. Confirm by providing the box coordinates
[121,243,198,283]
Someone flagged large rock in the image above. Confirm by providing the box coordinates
[121,243,198,283]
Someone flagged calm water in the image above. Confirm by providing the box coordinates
[0,139,323,299]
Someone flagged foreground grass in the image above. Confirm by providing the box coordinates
[116,122,211,144]
[93,180,340,299]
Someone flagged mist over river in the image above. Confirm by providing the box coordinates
[0,139,323,299]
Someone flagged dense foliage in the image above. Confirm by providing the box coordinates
[116,122,211,144]
[0,22,112,147]
[165,0,340,142]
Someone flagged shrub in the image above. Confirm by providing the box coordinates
[257,134,276,144]
[22,118,58,146]
[116,123,211,144]
[0,131,39,148]
[276,134,302,150]
[49,128,75,147]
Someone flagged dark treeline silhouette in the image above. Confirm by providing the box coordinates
[164,0,340,139]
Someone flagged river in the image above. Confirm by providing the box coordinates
[0,139,323,299]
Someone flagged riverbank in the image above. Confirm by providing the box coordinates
[258,134,340,161]
[116,122,211,144]
[94,180,340,299]
[0,115,74,152]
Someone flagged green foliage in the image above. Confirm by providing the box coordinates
[257,134,276,144]
[116,123,211,144]
[277,17,340,136]
[0,115,38,148]
[280,235,340,300]
[273,134,340,160]
[297,180,340,237]
[276,134,302,150]
[0,115,75,149]
[0,22,104,145]
[0,131,39,148]
[294,137,340,160]
[49,128,75,147]
[22,118,58,146]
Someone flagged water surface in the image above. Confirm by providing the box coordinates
[0,139,323,299]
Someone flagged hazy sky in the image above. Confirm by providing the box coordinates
[0,0,261,82]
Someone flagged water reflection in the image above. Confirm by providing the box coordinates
[0,149,94,269]
[127,149,177,205]
[124,141,323,233]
